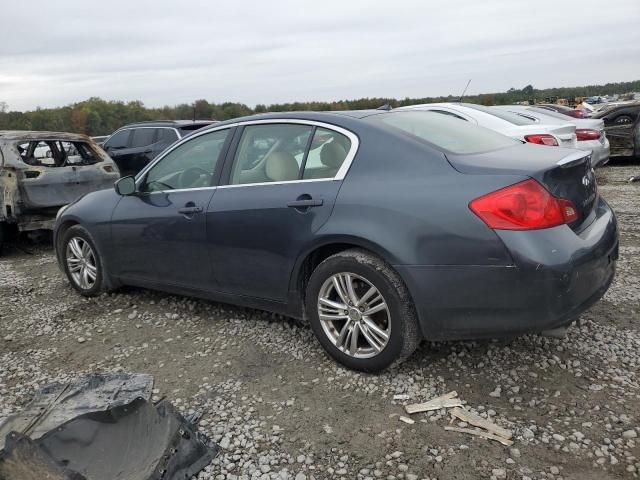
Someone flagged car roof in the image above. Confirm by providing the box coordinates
[193,110,385,132]
[0,131,91,142]
[121,120,218,128]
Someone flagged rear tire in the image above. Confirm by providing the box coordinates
[305,249,420,372]
[60,225,104,296]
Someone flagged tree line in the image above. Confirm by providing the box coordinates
[1,80,638,136]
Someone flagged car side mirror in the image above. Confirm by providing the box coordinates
[115,176,137,196]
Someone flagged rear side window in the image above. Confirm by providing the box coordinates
[368,111,521,154]
[302,128,351,179]
[157,128,179,143]
[130,128,156,148]
[230,124,313,185]
[17,140,100,167]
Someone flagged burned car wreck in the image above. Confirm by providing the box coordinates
[0,373,217,480]
[0,131,119,251]
[592,102,640,158]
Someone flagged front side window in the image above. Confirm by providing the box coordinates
[104,129,130,149]
[230,124,312,185]
[142,129,229,192]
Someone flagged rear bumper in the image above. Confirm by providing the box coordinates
[396,197,618,340]
[577,138,610,168]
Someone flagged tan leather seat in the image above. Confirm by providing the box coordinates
[320,141,347,171]
[265,151,300,182]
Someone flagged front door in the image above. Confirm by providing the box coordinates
[207,122,354,301]
[110,127,232,290]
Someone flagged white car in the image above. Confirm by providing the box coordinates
[494,105,610,168]
[396,103,577,150]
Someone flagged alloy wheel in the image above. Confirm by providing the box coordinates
[317,272,391,359]
[66,237,98,290]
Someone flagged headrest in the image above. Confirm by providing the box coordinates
[265,151,299,182]
[320,141,348,168]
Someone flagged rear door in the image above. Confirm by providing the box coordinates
[109,127,233,289]
[206,121,357,301]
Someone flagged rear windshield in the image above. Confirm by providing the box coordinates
[527,107,573,121]
[462,103,535,126]
[367,111,521,154]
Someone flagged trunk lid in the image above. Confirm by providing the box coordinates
[506,124,577,148]
[446,144,598,231]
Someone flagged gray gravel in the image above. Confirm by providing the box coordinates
[1,162,639,479]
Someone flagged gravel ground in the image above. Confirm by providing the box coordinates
[1,162,639,480]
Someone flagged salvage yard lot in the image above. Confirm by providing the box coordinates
[1,164,639,479]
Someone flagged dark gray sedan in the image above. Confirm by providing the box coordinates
[54,111,618,372]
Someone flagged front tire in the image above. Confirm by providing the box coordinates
[306,249,420,372]
[61,225,104,296]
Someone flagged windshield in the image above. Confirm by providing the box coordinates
[462,103,536,126]
[367,111,521,154]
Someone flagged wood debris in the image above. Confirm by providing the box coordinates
[444,426,514,446]
[404,391,463,414]
[449,407,513,440]
[399,416,415,425]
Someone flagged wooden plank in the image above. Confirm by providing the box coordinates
[449,407,512,440]
[405,391,461,414]
[444,426,514,446]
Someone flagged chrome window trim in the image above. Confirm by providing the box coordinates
[135,119,359,192]
[218,178,337,189]
[225,119,359,187]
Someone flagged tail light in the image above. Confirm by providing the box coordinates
[469,179,578,230]
[568,110,585,118]
[576,129,601,141]
[524,134,558,146]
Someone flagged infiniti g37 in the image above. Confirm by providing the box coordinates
[54,111,618,372]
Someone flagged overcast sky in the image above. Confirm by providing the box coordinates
[1,0,638,111]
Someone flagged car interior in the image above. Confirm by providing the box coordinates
[17,140,100,167]
[231,125,350,185]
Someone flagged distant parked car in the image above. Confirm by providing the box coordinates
[396,103,577,148]
[92,135,109,146]
[102,120,216,176]
[54,111,617,372]
[536,104,588,119]
[494,105,610,167]
[591,102,640,158]
[0,131,119,252]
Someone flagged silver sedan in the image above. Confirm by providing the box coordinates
[494,105,610,168]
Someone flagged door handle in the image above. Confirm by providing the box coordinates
[287,199,323,208]
[178,206,203,215]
